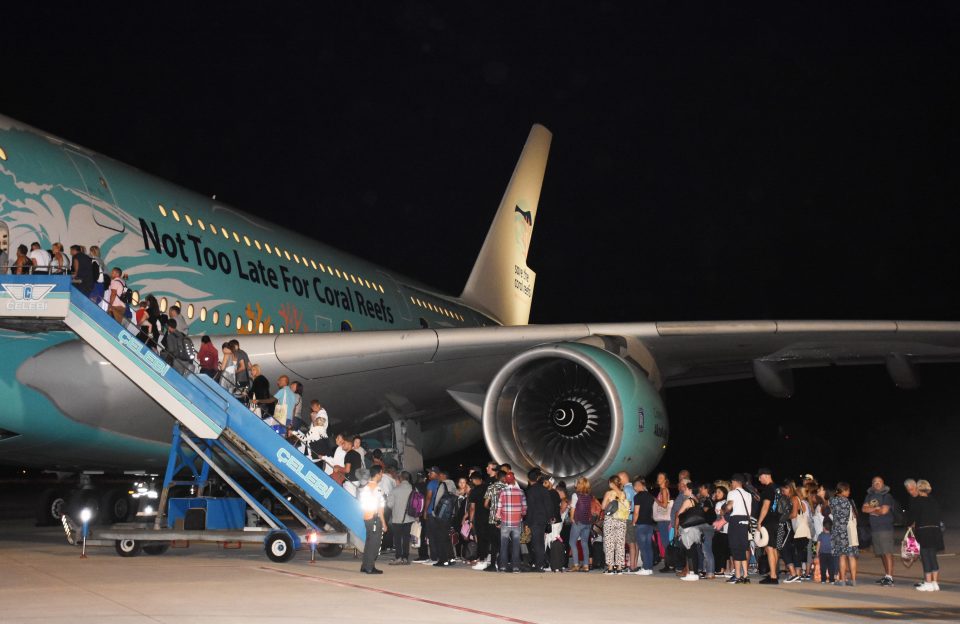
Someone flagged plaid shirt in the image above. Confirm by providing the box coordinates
[485,481,507,525]
[497,485,527,527]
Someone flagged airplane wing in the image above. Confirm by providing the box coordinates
[255,318,960,408]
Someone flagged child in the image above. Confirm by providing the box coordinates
[816,518,837,584]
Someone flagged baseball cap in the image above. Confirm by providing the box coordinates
[504,472,516,485]
[428,466,440,474]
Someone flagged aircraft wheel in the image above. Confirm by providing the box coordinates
[36,488,68,526]
[115,538,142,557]
[100,489,133,524]
[264,532,295,563]
[143,542,170,555]
[319,544,343,558]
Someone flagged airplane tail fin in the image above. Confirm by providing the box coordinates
[460,124,552,326]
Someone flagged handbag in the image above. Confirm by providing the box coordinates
[410,520,422,548]
[792,500,811,539]
[901,528,920,567]
[520,525,532,544]
[712,516,728,531]
[604,499,620,516]
[274,402,288,425]
[460,520,472,540]
[679,503,707,528]
[462,538,479,561]
[847,503,859,548]
[652,499,673,523]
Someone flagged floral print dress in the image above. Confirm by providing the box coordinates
[829,495,859,556]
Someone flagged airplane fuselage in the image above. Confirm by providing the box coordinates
[0,115,492,470]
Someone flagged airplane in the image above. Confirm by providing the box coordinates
[2,114,960,524]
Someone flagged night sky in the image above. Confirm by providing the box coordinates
[4,4,960,499]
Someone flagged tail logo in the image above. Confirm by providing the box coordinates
[513,205,533,255]
[514,205,533,226]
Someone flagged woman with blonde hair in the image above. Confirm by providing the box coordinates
[567,477,595,572]
[601,475,629,574]
[913,480,943,592]
[654,472,674,571]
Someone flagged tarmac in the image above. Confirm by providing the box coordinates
[1,519,958,624]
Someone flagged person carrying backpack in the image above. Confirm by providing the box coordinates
[430,470,458,567]
[105,267,128,323]
[163,318,195,370]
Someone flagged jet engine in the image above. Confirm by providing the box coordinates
[482,342,668,489]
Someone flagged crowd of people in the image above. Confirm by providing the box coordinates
[5,244,946,588]
[355,464,945,590]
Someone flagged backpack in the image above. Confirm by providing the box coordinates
[115,279,133,305]
[434,485,457,522]
[573,494,594,524]
[180,336,197,362]
[406,489,425,518]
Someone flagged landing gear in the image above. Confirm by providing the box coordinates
[36,488,68,526]
[264,531,296,563]
[100,489,133,524]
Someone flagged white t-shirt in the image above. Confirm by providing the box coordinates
[726,487,752,517]
[28,248,51,271]
[379,472,396,498]
[714,500,729,533]
[108,277,125,307]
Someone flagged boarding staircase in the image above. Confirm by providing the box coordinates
[0,275,365,552]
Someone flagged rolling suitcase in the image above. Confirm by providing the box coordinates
[549,539,567,571]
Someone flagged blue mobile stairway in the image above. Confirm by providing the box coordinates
[0,275,365,562]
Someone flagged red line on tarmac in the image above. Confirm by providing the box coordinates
[260,566,539,624]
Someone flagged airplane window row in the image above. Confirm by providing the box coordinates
[156,204,386,295]
[409,295,464,322]
[130,292,284,335]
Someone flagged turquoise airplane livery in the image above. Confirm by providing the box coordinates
[5,113,960,527]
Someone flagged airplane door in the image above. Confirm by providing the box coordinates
[63,149,125,233]
[377,271,412,322]
[314,315,332,333]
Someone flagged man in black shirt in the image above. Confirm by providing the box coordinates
[467,472,490,566]
[757,467,780,584]
[632,477,657,574]
[343,440,362,482]
[69,245,94,296]
[524,469,553,571]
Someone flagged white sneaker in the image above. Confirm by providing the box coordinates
[472,561,488,570]
[681,572,700,581]
[916,582,937,592]
[638,569,653,576]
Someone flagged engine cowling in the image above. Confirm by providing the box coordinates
[482,342,668,489]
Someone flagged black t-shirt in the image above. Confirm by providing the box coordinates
[548,489,561,521]
[469,484,489,522]
[760,483,778,527]
[344,450,362,480]
[633,490,655,525]
[72,252,94,294]
[251,375,272,414]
